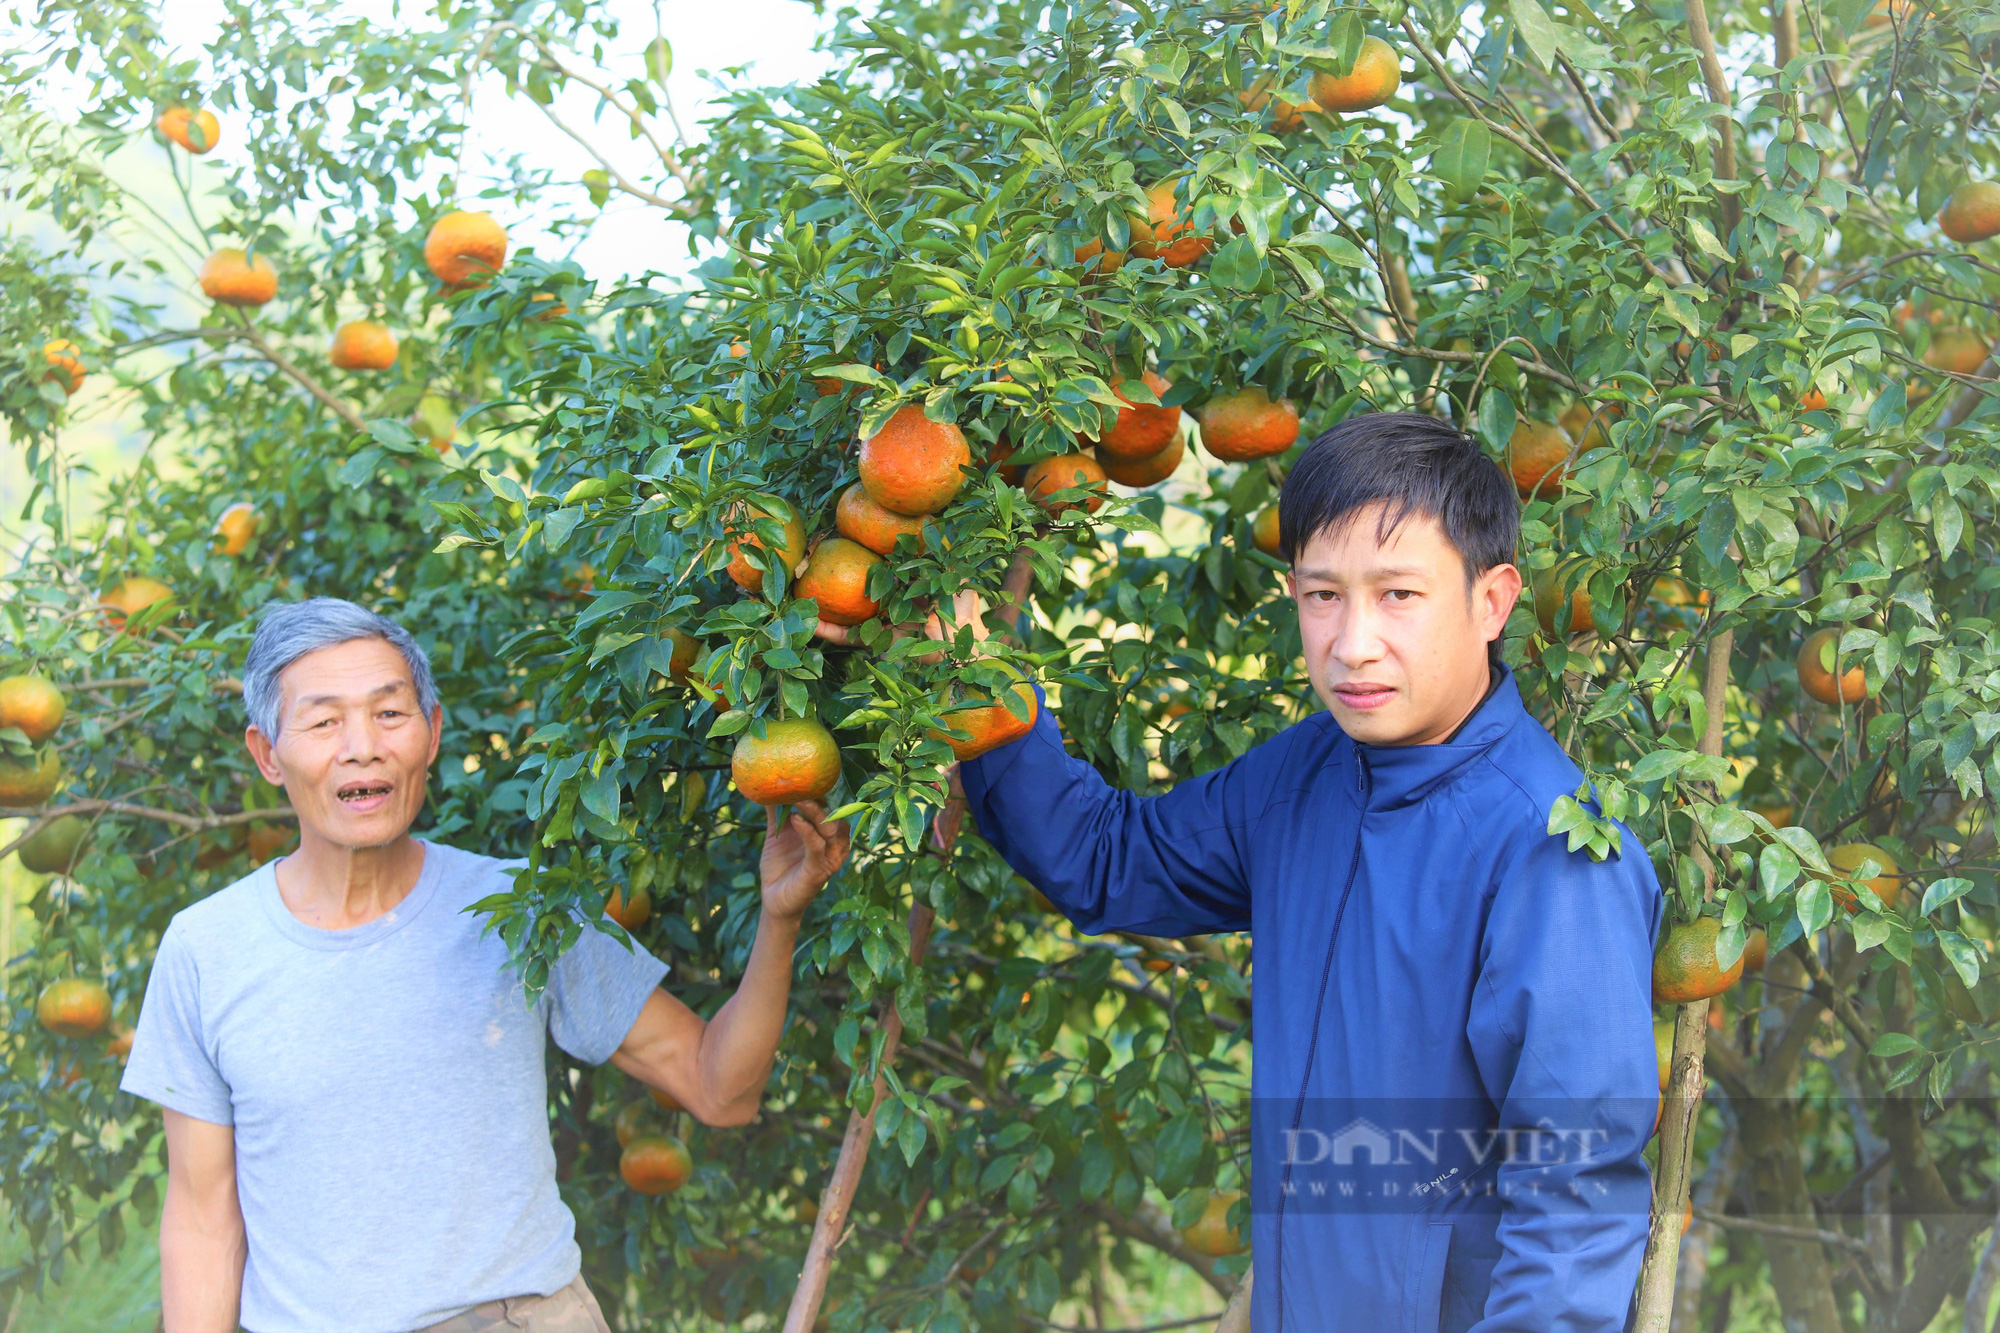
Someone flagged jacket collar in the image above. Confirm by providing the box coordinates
[1348,665,1525,811]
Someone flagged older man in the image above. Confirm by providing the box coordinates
[122,598,850,1333]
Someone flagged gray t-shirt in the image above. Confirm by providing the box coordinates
[121,841,668,1333]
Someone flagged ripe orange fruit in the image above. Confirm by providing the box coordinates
[36,979,111,1038]
[1939,182,2000,243]
[1894,299,1948,327]
[1652,916,1743,1004]
[0,747,62,807]
[1199,387,1300,461]
[1796,629,1868,705]
[1240,73,1318,133]
[1075,239,1127,281]
[613,1102,657,1148]
[1095,371,1181,459]
[1863,0,1914,25]
[620,1134,693,1195]
[1826,844,1899,912]
[156,106,220,153]
[836,482,928,556]
[859,406,972,516]
[1129,181,1213,268]
[1798,387,1828,412]
[199,248,278,307]
[1752,801,1793,828]
[1024,453,1109,514]
[1179,1189,1246,1257]
[423,210,508,289]
[931,678,1038,760]
[42,340,84,396]
[530,293,568,321]
[99,576,174,630]
[725,506,808,595]
[1100,432,1184,488]
[1251,505,1282,557]
[1557,400,1621,453]
[986,437,1028,485]
[1924,328,1992,376]
[247,822,294,863]
[648,1084,684,1113]
[0,675,66,744]
[1308,36,1402,113]
[329,320,398,371]
[1532,561,1594,637]
[607,885,653,929]
[214,501,259,557]
[1508,418,1572,498]
[1142,955,1174,974]
[665,628,701,683]
[797,537,883,627]
[732,718,841,805]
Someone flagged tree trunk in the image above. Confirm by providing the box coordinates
[1734,1092,1846,1333]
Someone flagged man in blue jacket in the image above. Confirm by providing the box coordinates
[960,413,1662,1332]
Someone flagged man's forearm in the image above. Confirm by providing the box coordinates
[693,907,803,1123]
[160,1190,246,1333]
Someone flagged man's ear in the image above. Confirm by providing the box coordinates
[1477,562,1525,644]
[244,726,285,786]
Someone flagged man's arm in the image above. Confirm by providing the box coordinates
[1465,827,1664,1333]
[959,687,1266,936]
[160,1109,246,1333]
[611,801,850,1126]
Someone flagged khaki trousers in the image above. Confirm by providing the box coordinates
[417,1275,611,1332]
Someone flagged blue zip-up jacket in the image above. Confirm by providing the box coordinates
[961,667,1662,1333]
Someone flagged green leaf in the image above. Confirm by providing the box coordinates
[1938,931,1982,988]
[1432,119,1492,205]
[644,36,673,86]
[1758,842,1801,897]
[1705,805,1755,845]
[1869,1032,1923,1058]
[1511,0,1562,71]
[1919,877,1972,917]
[1685,217,1731,263]
[1210,234,1262,291]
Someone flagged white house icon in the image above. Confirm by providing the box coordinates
[1330,1118,1395,1165]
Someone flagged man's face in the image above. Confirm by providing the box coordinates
[245,636,441,850]
[1287,503,1522,747]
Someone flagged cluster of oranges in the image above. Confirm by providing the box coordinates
[153,102,511,383]
[185,208,506,373]
[1238,36,1404,134]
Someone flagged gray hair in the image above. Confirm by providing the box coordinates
[243,598,440,738]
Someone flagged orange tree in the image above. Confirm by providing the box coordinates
[4,0,2000,1329]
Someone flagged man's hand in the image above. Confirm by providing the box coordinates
[759,800,852,920]
[614,800,851,1126]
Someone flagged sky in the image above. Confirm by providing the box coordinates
[0,0,844,536]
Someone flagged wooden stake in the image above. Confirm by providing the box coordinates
[1632,628,1733,1331]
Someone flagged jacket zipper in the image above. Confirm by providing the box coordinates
[1272,748,1371,1331]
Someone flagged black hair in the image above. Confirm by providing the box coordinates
[1279,411,1520,662]
[1279,411,1519,572]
